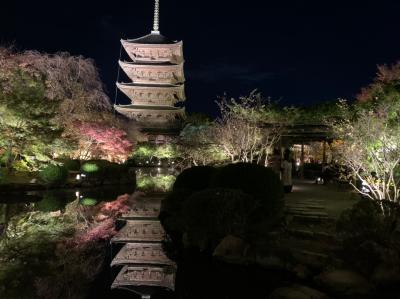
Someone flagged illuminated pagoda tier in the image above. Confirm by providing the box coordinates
[115,0,186,141]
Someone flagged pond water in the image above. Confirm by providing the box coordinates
[0,167,178,226]
[0,167,289,299]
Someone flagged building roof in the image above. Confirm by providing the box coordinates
[119,60,178,66]
[117,82,183,89]
[123,33,179,45]
[115,104,184,111]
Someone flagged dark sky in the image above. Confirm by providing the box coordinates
[2,0,400,116]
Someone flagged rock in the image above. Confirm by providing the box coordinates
[269,284,330,299]
[371,263,400,287]
[213,235,248,259]
[314,269,373,298]
[292,250,329,270]
[29,178,37,184]
[292,264,312,280]
[255,254,288,271]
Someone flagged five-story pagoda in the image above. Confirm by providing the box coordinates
[115,0,186,143]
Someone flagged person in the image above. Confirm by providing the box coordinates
[281,149,293,193]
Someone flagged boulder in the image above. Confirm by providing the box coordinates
[314,269,373,298]
[269,284,330,299]
[255,254,288,271]
[371,263,400,287]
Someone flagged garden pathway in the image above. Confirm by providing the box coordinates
[110,193,176,298]
[282,179,359,266]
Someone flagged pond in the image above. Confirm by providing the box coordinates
[0,166,289,299]
[0,167,178,228]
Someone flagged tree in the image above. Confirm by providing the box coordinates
[0,47,132,168]
[73,121,132,162]
[213,91,288,166]
[332,98,400,204]
[177,116,227,167]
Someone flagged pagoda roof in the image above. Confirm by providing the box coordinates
[119,60,182,67]
[123,33,180,45]
[117,82,183,89]
[115,104,184,111]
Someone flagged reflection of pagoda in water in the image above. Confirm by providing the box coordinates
[115,0,186,143]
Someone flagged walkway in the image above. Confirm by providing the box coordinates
[110,193,176,298]
[286,179,359,220]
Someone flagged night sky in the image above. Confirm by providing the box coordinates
[2,0,400,116]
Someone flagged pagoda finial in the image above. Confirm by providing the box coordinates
[152,0,160,34]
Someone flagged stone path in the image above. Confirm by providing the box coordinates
[286,198,329,222]
[110,194,176,298]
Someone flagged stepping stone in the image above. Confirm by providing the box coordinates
[112,265,176,291]
[292,215,329,222]
[111,243,176,267]
[287,211,328,217]
[111,220,166,244]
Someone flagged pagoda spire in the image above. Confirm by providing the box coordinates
[152,0,160,34]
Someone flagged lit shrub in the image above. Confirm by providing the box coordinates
[35,191,66,212]
[39,164,68,186]
[81,162,101,173]
[80,198,98,206]
[136,174,176,192]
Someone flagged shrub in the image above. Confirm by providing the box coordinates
[172,166,216,193]
[0,168,6,184]
[35,191,66,212]
[160,166,216,239]
[182,188,253,251]
[336,199,400,275]
[63,159,81,172]
[80,198,98,206]
[136,174,176,192]
[39,164,68,186]
[161,164,285,251]
[210,163,285,231]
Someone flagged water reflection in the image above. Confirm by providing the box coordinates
[0,167,177,230]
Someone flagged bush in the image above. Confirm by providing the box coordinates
[62,159,81,172]
[182,188,253,251]
[0,168,6,184]
[336,199,400,276]
[35,191,67,212]
[210,163,285,230]
[39,164,68,186]
[160,166,216,239]
[172,166,216,193]
[136,174,176,192]
[161,163,285,252]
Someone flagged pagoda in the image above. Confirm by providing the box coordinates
[115,0,186,143]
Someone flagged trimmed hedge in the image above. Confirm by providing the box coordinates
[39,165,68,186]
[172,166,217,193]
[182,188,253,251]
[161,163,285,251]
